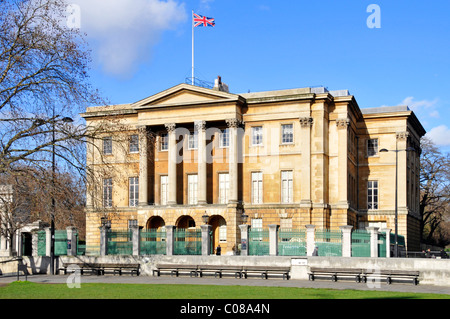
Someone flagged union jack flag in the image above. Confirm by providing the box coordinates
[193,13,215,27]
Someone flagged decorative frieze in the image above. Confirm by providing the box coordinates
[336,118,350,129]
[396,131,410,140]
[299,117,314,127]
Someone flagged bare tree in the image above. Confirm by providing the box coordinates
[419,138,450,247]
[0,0,105,174]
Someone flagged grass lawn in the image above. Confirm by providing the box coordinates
[0,281,448,299]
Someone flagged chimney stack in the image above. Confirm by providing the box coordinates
[213,76,229,93]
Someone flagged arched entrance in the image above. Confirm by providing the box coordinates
[146,216,165,230]
[209,215,227,253]
[176,215,196,229]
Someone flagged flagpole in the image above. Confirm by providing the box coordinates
[191,10,194,85]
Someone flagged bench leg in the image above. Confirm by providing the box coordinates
[309,274,314,281]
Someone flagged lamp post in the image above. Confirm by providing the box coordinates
[50,116,73,275]
[380,146,415,257]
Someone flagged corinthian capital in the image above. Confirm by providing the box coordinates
[164,123,176,133]
[226,118,241,128]
[336,118,350,129]
[396,131,410,140]
[299,117,314,127]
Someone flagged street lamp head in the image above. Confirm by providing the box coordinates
[379,148,389,153]
[61,117,74,123]
[241,212,249,224]
[202,212,209,225]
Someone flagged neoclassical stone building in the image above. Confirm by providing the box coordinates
[81,79,425,254]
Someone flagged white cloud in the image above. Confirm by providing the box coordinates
[71,0,187,77]
[400,96,438,112]
[426,125,450,147]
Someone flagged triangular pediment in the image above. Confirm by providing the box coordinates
[132,83,240,109]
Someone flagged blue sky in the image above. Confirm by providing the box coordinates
[72,0,450,153]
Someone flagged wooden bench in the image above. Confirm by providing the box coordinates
[153,264,198,277]
[59,262,140,276]
[99,263,140,276]
[361,269,420,285]
[197,265,243,279]
[308,267,364,282]
[241,266,290,280]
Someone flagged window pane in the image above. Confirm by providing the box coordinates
[281,124,293,144]
[129,135,139,153]
[160,176,168,205]
[161,133,168,151]
[129,177,139,207]
[367,139,378,157]
[252,127,263,146]
[103,137,112,154]
[220,128,229,148]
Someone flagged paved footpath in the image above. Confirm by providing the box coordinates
[1,274,449,296]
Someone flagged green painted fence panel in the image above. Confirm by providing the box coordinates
[351,230,371,257]
[107,230,133,255]
[140,228,166,255]
[249,228,269,256]
[174,228,201,255]
[315,229,342,257]
[278,229,306,256]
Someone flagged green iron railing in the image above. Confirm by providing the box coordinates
[37,230,46,256]
[278,228,306,256]
[140,228,166,255]
[174,228,201,255]
[107,230,133,255]
[315,229,342,257]
[249,228,269,256]
[351,230,371,257]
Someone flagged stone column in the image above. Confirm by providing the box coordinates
[196,121,207,205]
[66,226,78,257]
[165,123,177,205]
[268,224,279,256]
[31,230,39,257]
[201,224,212,256]
[0,233,7,255]
[367,226,379,258]
[239,224,250,256]
[340,225,353,257]
[131,225,141,257]
[85,136,95,210]
[381,228,391,258]
[45,227,51,257]
[336,118,350,207]
[396,132,409,212]
[165,225,175,256]
[99,224,110,256]
[138,126,149,206]
[299,117,313,209]
[226,119,240,204]
[305,224,315,256]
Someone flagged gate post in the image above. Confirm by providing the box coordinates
[201,225,212,256]
[367,227,379,258]
[381,228,391,258]
[239,224,250,256]
[340,225,353,257]
[99,224,110,256]
[268,224,279,256]
[131,225,141,256]
[305,225,315,256]
[45,227,51,257]
[66,227,78,256]
[165,225,175,256]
